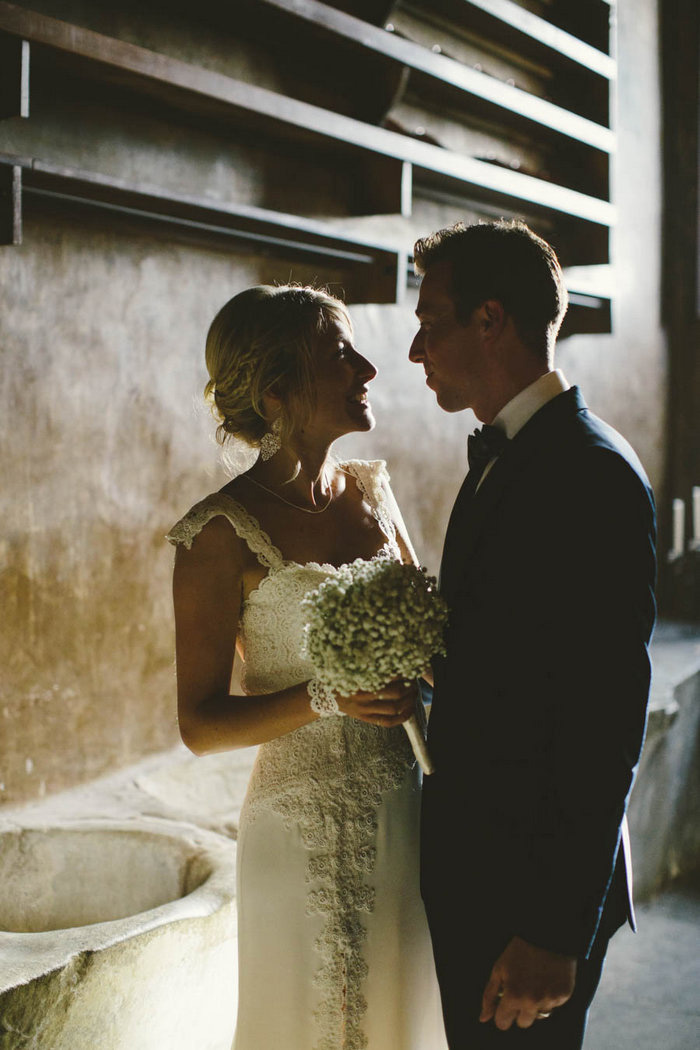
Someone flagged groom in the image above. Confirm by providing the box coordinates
[411,220,656,1048]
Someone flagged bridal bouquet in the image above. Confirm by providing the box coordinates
[301,557,448,774]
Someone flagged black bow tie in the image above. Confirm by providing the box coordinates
[467,424,510,477]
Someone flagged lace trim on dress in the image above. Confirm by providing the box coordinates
[166,493,284,571]
[308,678,345,717]
[242,718,413,1050]
[342,460,401,561]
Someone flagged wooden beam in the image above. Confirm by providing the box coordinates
[561,264,613,300]
[0,163,21,243]
[411,153,614,228]
[0,153,405,301]
[353,246,409,304]
[256,0,613,152]
[0,4,614,226]
[424,0,615,79]
[0,34,28,118]
[315,0,395,25]
[559,295,611,337]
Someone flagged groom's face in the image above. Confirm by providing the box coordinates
[409,260,484,414]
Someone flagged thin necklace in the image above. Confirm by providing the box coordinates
[244,472,334,514]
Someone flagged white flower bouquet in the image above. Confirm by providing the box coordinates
[301,557,448,774]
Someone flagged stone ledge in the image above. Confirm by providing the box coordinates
[647,620,700,733]
[0,745,257,841]
[630,620,700,899]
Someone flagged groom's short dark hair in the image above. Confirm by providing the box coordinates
[413,220,568,361]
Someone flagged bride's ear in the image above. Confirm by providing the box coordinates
[261,389,283,422]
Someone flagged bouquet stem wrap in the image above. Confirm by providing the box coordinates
[301,558,448,775]
[402,705,435,776]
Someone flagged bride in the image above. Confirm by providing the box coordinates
[167,284,447,1050]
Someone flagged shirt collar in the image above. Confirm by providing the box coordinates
[491,369,570,441]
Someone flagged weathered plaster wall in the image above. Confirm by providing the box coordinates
[0,210,345,804]
[1,0,669,804]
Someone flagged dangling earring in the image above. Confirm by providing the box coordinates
[260,416,282,460]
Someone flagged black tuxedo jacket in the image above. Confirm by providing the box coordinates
[421,387,656,960]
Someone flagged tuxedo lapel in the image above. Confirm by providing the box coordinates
[438,469,479,590]
[440,387,587,603]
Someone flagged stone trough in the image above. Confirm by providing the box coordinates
[0,819,238,1050]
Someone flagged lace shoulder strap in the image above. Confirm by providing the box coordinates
[342,459,399,551]
[343,459,420,565]
[166,493,285,570]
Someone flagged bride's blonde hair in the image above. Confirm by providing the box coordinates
[204,284,351,448]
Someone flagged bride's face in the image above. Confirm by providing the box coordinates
[299,319,378,441]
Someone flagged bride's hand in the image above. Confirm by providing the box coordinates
[335,679,417,727]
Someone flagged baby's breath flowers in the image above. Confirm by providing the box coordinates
[301,557,448,773]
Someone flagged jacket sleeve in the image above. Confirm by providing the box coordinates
[511,446,656,957]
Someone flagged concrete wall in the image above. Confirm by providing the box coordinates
[1,0,669,804]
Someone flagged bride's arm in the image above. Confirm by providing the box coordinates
[173,517,413,755]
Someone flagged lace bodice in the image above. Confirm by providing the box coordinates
[167,459,404,695]
[167,460,416,1049]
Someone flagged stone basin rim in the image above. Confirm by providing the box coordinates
[0,817,237,995]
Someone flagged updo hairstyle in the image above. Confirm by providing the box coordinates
[204,284,351,448]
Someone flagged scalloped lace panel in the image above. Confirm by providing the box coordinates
[243,715,413,1050]
[238,465,413,1047]
[166,492,284,570]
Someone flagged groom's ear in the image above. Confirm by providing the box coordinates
[480,299,507,340]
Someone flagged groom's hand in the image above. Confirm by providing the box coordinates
[479,936,576,1030]
[336,679,416,727]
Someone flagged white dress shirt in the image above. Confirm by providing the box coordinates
[476,369,570,490]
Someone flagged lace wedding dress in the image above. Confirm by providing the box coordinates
[168,460,447,1050]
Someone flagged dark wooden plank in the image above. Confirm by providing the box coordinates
[560,264,613,300]
[0,3,614,227]
[0,153,405,301]
[256,0,613,151]
[419,0,614,78]
[547,0,611,57]
[353,157,413,217]
[410,152,613,228]
[353,247,408,304]
[467,0,613,71]
[559,263,612,335]
[19,156,399,253]
[0,163,21,243]
[320,0,395,25]
[559,294,611,337]
[0,34,28,118]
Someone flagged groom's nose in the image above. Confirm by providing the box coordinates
[409,330,424,362]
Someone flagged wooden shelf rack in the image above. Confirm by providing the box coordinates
[0,2,613,228]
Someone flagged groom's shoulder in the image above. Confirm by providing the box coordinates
[569,405,651,493]
[522,392,654,519]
